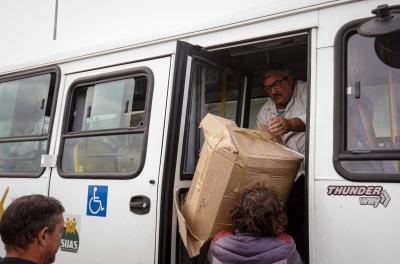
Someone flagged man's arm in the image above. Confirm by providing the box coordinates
[288,117,306,132]
[267,116,305,136]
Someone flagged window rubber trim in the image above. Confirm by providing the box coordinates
[179,55,244,180]
[333,17,400,182]
[57,66,154,179]
[0,66,61,178]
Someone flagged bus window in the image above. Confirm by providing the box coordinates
[182,60,243,178]
[0,70,57,175]
[334,23,400,180]
[176,34,310,263]
[180,34,309,179]
[60,69,152,178]
[209,34,308,130]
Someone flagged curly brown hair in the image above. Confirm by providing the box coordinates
[231,187,287,236]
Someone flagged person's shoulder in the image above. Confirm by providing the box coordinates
[277,233,302,262]
[278,233,301,252]
[257,98,274,114]
[294,80,308,104]
[212,231,233,242]
[295,80,308,90]
[277,233,295,244]
[0,257,37,264]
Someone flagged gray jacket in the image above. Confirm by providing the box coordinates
[208,232,302,264]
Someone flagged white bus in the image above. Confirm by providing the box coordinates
[0,0,399,263]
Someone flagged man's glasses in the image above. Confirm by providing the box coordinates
[265,75,289,90]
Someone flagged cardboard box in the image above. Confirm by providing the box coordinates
[176,113,304,257]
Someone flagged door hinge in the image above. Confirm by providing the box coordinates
[41,154,57,168]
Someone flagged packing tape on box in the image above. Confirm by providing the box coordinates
[233,128,283,145]
[196,132,223,191]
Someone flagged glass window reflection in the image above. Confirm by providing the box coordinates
[345,32,400,174]
[346,34,400,151]
[0,74,52,137]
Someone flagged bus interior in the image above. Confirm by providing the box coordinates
[177,31,309,263]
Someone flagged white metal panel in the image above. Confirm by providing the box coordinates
[154,53,175,263]
[313,3,400,262]
[170,56,193,263]
[0,68,63,258]
[0,174,51,259]
[0,0,359,72]
[314,180,400,264]
[56,0,343,49]
[317,0,400,48]
[314,0,400,180]
[0,0,56,67]
[60,42,176,75]
[314,47,340,180]
[308,28,318,264]
[2,9,318,75]
[49,56,171,264]
[183,10,318,48]
[0,176,50,205]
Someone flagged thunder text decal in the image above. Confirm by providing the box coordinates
[61,215,80,253]
[327,185,391,208]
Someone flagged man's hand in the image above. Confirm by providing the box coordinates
[267,116,289,136]
[266,117,306,137]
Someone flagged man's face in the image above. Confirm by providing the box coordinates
[45,215,64,264]
[264,73,294,109]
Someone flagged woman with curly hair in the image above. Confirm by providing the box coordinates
[207,187,302,264]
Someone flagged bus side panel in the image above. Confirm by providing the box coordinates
[314,181,400,264]
[49,56,171,264]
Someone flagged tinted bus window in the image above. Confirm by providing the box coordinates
[0,71,57,175]
[60,71,151,177]
[334,25,400,180]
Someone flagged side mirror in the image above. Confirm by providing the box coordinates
[358,4,400,36]
[358,4,400,69]
[374,32,400,69]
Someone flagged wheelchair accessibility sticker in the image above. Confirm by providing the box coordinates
[87,185,108,217]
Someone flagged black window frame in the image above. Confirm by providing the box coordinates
[0,66,61,178]
[57,67,154,179]
[180,56,244,180]
[333,18,400,182]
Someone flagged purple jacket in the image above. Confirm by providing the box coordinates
[208,231,302,264]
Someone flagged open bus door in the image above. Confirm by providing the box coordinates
[160,34,310,263]
[159,41,247,263]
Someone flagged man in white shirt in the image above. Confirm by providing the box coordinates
[257,67,307,179]
[257,65,307,258]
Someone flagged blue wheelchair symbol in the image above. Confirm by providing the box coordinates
[87,185,108,217]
